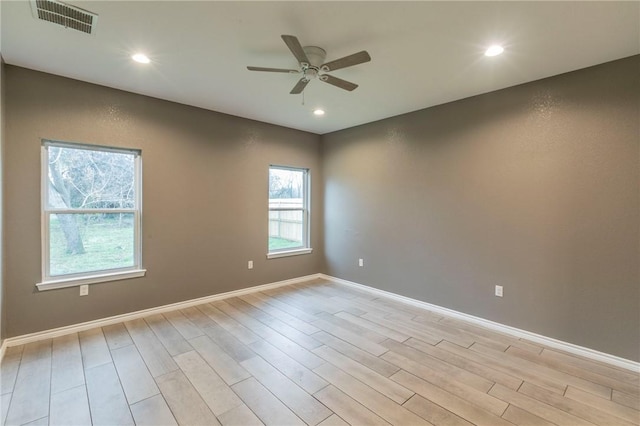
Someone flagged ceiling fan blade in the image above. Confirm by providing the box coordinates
[321,51,371,72]
[247,66,299,73]
[290,78,310,94]
[281,35,310,65]
[320,74,358,91]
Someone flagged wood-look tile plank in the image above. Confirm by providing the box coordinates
[317,413,350,426]
[217,403,265,426]
[216,299,325,369]
[501,405,555,426]
[111,344,159,404]
[5,340,52,426]
[240,356,332,425]
[402,394,473,426]
[174,350,243,416]
[405,337,523,390]
[313,385,390,426]
[390,370,512,426]
[518,381,636,426]
[240,293,320,335]
[488,383,594,426]
[314,363,431,425]
[49,385,91,426]
[22,416,48,425]
[253,291,320,323]
[512,339,545,354]
[383,350,508,416]
[198,303,260,345]
[437,340,567,395]
[540,348,640,386]
[248,339,328,394]
[312,318,388,356]
[472,342,612,399]
[335,311,410,342]
[79,328,112,370]
[180,306,217,330]
[613,390,640,411]
[267,289,329,315]
[410,314,506,351]
[188,335,251,385]
[361,312,443,345]
[231,377,306,426]
[0,345,23,395]
[313,345,414,404]
[316,312,388,343]
[382,339,494,392]
[292,285,367,316]
[200,320,256,363]
[124,318,178,378]
[530,347,640,397]
[227,297,322,350]
[439,317,520,348]
[383,313,476,348]
[1,392,11,425]
[162,309,205,340]
[312,331,400,377]
[102,323,134,350]
[51,333,84,395]
[130,394,178,426]
[85,362,134,426]
[565,385,640,424]
[155,370,220,426]
[145,313,193,356]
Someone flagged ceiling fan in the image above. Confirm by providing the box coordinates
[247,35,371,94]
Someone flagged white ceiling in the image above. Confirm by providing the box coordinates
[1,1,639,135]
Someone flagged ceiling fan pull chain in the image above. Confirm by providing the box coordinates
[302,90,305,106]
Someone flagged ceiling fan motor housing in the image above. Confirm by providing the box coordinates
[302,46,326,70]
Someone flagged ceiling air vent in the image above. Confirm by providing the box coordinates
[30,0,98,35]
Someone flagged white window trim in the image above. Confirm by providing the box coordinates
[267,165,312,258]
[39,141,144,290]
[266,248,313,259]
[36,269,147,291]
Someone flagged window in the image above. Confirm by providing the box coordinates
[268,166,312,258]
[38,141,145,290]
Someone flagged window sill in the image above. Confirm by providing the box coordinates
[267,248,313,259]
[36,269,147,291]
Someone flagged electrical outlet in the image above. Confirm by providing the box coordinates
[248,260,253,270]
[359,258,364,267]
[495,285,503,297]
[80,285,89,296]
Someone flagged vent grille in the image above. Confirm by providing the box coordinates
[30,0,98,34]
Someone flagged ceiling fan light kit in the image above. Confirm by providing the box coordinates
[247,35,371,95]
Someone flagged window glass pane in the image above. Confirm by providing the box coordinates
[47,145,135,209]
[269,168,304,209]
[269,210,303,251]
[49,213,135,276]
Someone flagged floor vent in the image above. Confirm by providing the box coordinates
[30,0,98,35]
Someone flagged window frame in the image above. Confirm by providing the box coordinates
[37,140,146,291]
[267,165,312,259]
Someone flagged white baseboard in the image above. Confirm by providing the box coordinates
[318,274,640,373]
[0,273,322,358]
[2,271,637,373]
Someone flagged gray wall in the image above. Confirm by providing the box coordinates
[322,56,639,361]
[4,66,324,337]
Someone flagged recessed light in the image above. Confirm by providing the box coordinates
[132,53,151,64]
[484,45,504,57]
[313,109,325,116]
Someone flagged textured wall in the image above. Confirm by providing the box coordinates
[322,56,640,361]
[4,66,323,337]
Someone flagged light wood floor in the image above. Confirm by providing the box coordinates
[1,279,639,426]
